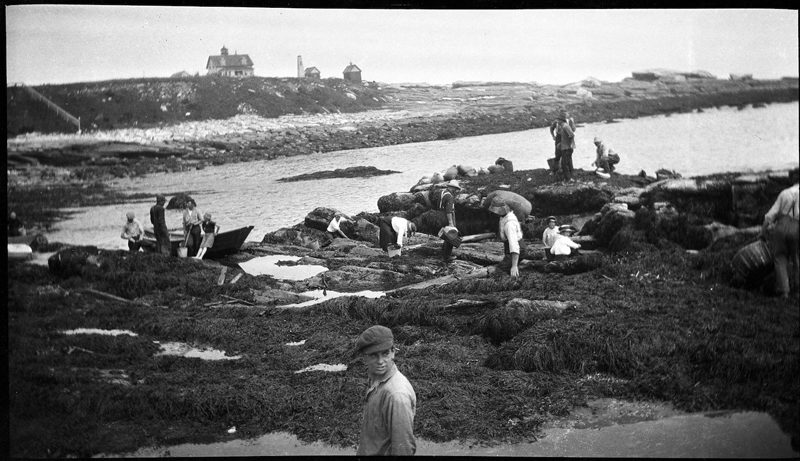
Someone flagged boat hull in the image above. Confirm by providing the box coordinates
[141,226,254,258]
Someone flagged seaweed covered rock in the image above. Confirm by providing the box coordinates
[167,193,195,210]
[529,183,614,216]
[377,192,417,213]
[473,298,577,344]
[47,246,104,278]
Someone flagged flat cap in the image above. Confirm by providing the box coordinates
[356,325,394,355]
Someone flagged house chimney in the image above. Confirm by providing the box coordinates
[221,45,228,56]
[297,55,303,78]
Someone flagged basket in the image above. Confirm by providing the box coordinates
[177,246,188,258]
[388,247,402,258]
[731,239,773,282]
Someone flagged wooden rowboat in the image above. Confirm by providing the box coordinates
[8,243,33,261]
[141,225,254,258]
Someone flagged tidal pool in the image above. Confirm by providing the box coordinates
[154,341,241,361]
[238,255,328,281]
[62,328,138,336]
[101,400,798,457]
[278,289,386,308]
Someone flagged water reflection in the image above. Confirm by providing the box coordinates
[278,289,386,308]
[154,341,241,361]
[238,255,328,281]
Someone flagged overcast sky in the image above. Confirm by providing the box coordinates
[5,6,798,86]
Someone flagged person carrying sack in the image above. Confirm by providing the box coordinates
[762,175,800,298]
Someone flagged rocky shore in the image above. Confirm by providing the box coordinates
[7,76,798,186]
[7,158,799,457]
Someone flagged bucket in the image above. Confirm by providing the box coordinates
[388,247,402,258]
[177,246,188,258]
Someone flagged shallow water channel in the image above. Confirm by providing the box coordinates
[101,399,797,457]
[45,102,798,251]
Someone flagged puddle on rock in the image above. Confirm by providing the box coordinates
[285,340,307,346]
[62,328,138,336]
[294,363,348,374]
[278,289,385,308]
[154,341,242,361]
[238,255,328,281]
[101,403,798,458]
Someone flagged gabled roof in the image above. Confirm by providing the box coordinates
[343,64,361,73]
[206,54,254,69]
[305,66,320,74]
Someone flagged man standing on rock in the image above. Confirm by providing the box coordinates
[762,175,799,299]
[549,111,576,176]
[355,325,416,456]
[150,195,171,255]
[555,111,576,182]
[488,197,524,277]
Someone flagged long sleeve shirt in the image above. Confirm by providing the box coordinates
[357,363,417,456]
[499,212,523,255]
[183,208,202,230]
[542,226,561,248]
[550,234,581,255]
[121,219,144,240]
[558,122,576,150]
[764,184,799,223]
[391,217,410,247]
[150,204,168,234]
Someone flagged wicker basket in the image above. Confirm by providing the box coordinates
[731,239,773,283]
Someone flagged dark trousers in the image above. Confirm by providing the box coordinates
[155,229,171,256]
[770,216,800,296]
[560,149,574,180]
[378,217,397,252]
[442,241,454,260]
[187,225,202,257]
[128,236,142,252]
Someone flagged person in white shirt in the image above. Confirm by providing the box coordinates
[762,178,799,298]
[550,226,581,258]
[378,216,417,254]
[488,198,524,277]
[327,213,351,240]
[120,211,144,252]
[542,216,560,260]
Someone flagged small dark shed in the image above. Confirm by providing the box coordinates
[343,63,362,83]
[304,67,321,79]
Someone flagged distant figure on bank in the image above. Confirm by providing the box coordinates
[8,211,26,237]
[149,195,171,256]
[327,213,352,240]
[182,201,203,258]
[762,177,799,299]
[488,197,523,277]
[550,225,581,259]
[542,216,560,261]
[355,325,417,456]
[431,179,462,262]
[378,216,417,255]
[120,211,144,252]
[592,137,620,174]
[549,111,576,176]
[554,111,576,182]
[195,212,219,260]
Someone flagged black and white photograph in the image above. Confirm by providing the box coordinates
[5,5,799,458]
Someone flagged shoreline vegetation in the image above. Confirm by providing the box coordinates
[6,76,800,457]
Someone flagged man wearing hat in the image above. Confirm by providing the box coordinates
[355,325,417,456]
[550,225,582,258]
[542,216,560,261]
[120,211,144,252]
[430,179,462,262]
[150,194,171,255]
[592,137,619,174]
[488,197,524,277]
[548,111,576,176]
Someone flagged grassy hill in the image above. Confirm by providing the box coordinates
[6,75,385,137]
